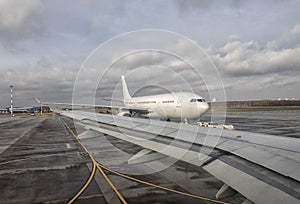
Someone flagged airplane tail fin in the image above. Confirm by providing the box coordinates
[35,98,41,104]
[121,75,131,101]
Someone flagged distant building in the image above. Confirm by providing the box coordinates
[8,107,30,113]
[31,106,51,113]
[0,108,9,114]
[0,106,52,114]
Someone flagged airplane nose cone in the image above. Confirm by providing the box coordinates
[199,102,209,116]
[203,102,209,112]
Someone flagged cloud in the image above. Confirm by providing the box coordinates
[0,56,78,106]
[174,0,213,12]
[213,25,300,77]
[267,24,300,50]
[1,1,300,105]
[204,24,300,100]
[0,0,44,41]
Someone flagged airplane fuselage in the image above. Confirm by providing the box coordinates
[124,92,209,119]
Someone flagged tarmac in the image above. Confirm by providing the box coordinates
[0,114,245,204]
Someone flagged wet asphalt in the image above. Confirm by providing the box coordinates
[0,114,250,203]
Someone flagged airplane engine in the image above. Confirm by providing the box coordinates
[117,110,131,117]
[122,113,131,117]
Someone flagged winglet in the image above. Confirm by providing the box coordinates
[121,75,131,101]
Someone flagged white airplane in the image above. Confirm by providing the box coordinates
[120,75,209,121]
[37,75,209,122]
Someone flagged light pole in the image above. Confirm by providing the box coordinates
[35,98,42,115]
[9,85,13,117]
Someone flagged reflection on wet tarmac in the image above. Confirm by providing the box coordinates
[200,110,300,138]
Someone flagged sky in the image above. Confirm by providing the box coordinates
[0,0,300,107]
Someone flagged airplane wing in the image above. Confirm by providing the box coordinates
[36,99,150,115]
[123,107,150,115]
[58,110,300,204]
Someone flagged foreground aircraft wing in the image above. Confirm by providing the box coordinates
[58,110,300,204]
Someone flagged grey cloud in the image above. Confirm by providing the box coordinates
[0,56,78,106]
[1,0,300,106]
[0,0,45,42]
[174,0,213,12]
[266,24,300,50]
[222,73,300,100]
[213,30,300,77]
[258,74,299,88]
[173,0,243,17]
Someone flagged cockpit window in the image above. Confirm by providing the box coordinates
[190,99,206,102]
